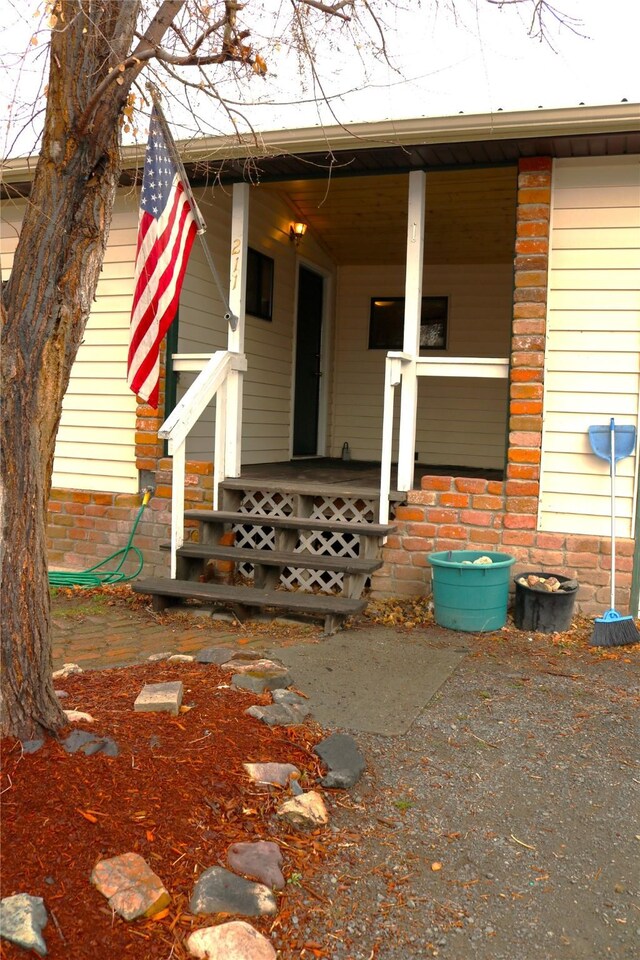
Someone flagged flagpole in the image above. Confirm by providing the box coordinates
[146,83,238,331]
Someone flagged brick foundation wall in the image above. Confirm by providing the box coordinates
[371,475,634,616]
[47,459,214,580]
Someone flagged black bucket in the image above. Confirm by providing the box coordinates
[513,572,578,634]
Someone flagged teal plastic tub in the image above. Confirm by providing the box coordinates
[428,550,516,632]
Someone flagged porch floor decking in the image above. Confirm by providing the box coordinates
[230,457,503,498]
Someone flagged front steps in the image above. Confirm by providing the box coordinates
[133,480,397,634]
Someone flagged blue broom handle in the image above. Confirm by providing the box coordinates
[610,418,616,611]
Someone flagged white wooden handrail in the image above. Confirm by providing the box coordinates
[379,353,510,525]
[158,349,247,577]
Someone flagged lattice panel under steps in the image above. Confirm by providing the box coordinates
[232,489,377,593]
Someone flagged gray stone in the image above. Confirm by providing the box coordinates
[167,654,194,663]
[245,703,307,727]
[54,690,69,699]
[227,841,285,890]
[61,729,119,757]
[0,893,48,956]
[196,647,235,664]
[277,791,329,830]
[314,733,365,788]
[21,740,44,755]
[190,867,277,918]
[271,689,308,707]
[91,853,170,921]
[243,762,300,787]
[223,658,286,675]
[52,663,83,680]
[134,681,183,716]
[232,671,292,694]
[186,921,276,960]
[147,651,173,662]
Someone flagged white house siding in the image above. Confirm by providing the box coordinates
[1,192,139,494]
[539,156,640,538]
[329,264,512,467]
[177,185,336,464]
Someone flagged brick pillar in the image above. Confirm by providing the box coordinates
[135,340,167,475]
[506,157,552,548]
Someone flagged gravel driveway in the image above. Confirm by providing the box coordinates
[296,625,639,960]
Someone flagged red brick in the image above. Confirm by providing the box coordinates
[517,187,551,204]
[402,537,434,552]
[513,304,547,321]
[394,505,426,522]
[384,535,401,549]
[69,491,92,504]
[502,530,536,546]
[185,460,214,475]
[136,457,158,471]
[382,549,411,564]
[93,493,115,506]
[515,238,549,255]
[407,523,437,537]
[407,491,437,505]
[154,484,173,499]
[505,479,539,498]
[506,496,538,514]
[506,463,540,479]
[509,432,542,449]
[600,538,634,557]
[516,220,550,238]
[529,549,564,566]
[469,528,501,545]
[68,528,88,541]
[511,352,545,368]
[454,478,488,494]
[434,538,471,553]
[517,205,551,223]
[441,492,469,508]
[514,256,548,274]
[511,368,543,383]
[487,481,505,496]
[460,510,493,527]
[514,270,548,288]
[512,335,545,355]
[426,508,458,523]
[601,554,634,572]
[565,535,600,553]
[512,319,545,336]
[411,552,434,567]
[395,566,428,583]
[535,532,565,549]
[514,287,547,304]
[48,501,63,513]
[420,476,453,492]
[438,525,467,540]
[115,494,142,507]
[519,157,553,172]
[510,401,543,417]
[508,448,541,464]
[472,495,504,510]
[511,383,543,400]
[503,513,536,530]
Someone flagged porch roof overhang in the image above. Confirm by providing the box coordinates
[3,102,639,194]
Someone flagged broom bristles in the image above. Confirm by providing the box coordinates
[591,611,640,647]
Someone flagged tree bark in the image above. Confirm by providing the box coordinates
[0,1,145,740]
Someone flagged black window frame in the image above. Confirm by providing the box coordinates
[368,296,448,351]
[246,247,274,321]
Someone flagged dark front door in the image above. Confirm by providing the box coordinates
[293,265,324,456]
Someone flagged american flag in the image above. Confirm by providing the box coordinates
[127,106,198,407]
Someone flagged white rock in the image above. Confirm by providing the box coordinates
[63,710,95,723]
[147,651,173,662]
[52,663,83,679]
[167,654,194,663]
[187,921,276,960]
[0,893,48,957]
[277,791,329,830]
[243,762,300,787]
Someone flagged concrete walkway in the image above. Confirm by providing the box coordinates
[51,600,466,735]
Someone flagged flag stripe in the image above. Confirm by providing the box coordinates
[127,106,198,407]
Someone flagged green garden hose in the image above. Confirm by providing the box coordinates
[48,490,151,588]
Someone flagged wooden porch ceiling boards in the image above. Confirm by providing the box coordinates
[266,166,518,266]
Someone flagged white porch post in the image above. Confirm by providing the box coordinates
[397,170,426,491]
[225,182,249,477]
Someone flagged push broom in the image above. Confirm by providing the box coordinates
[588,418,640,646]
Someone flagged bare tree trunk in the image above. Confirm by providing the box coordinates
[0,1,143,740]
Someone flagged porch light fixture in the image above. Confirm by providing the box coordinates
[289,221,308,245]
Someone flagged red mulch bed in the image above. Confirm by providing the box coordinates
[0,661,333,960]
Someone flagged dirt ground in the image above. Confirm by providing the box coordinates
[2,590,639,959]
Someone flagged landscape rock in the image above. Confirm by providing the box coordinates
[147,651,173,662]
[232,671,292,694]
[186,920,276,960]
[314,732,366,788]
[223,658,286,675]
[61,729,119,757]
[52,663,83,679]
[271,690,308,707]
[54,690,69,699]
[196,647,236,665]
[168,654,194,663]
[0,893,48,956]
[91,853,170,921]
[277,791,329,830]
[245,703,307,727]
[63,710,95,723]
[243,762,300,787]
[134,681,183,716]
[21,740,44,755]
[227,841,285,889]
[190,867,277,918]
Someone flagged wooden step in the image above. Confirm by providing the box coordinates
[183,510,395,538]
[220,476,406,502]
[132,578,366,635]
[174,543,383,575]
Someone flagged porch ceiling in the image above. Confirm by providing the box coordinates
[266,166,518,266]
